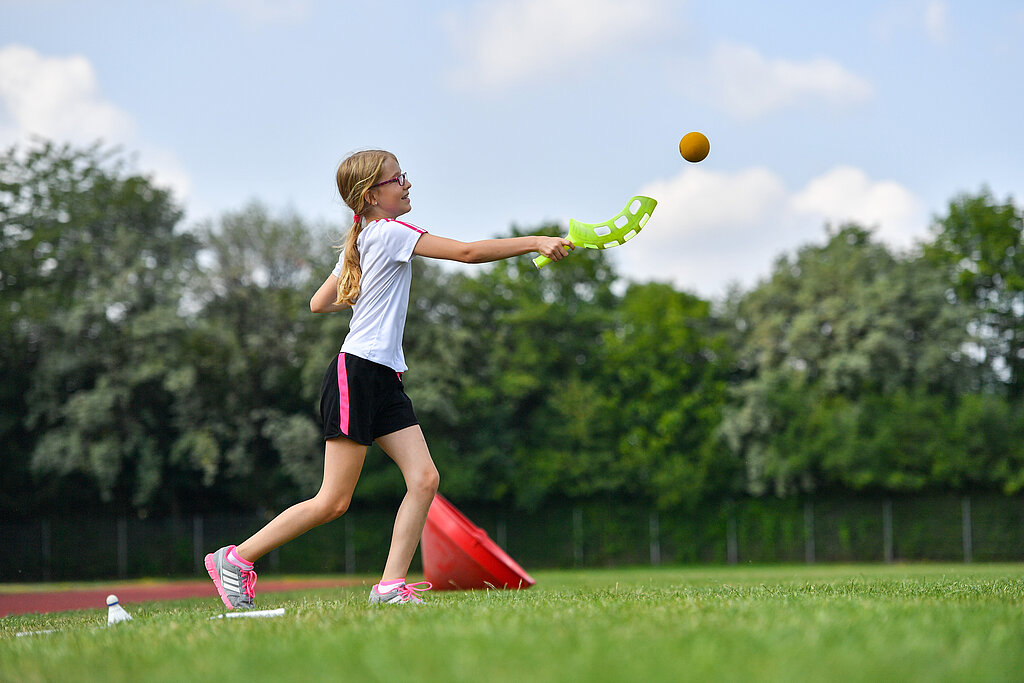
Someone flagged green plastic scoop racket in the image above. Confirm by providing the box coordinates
[533,195,657,268]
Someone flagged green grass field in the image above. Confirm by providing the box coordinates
[2,564,1023,682]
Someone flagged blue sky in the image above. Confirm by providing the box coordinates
[2,0,1022,297]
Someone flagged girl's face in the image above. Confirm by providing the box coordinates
[368,157,412,219]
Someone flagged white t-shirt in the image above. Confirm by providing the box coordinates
[338,218,426,372]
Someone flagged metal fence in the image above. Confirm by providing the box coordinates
[3,494,1023,582]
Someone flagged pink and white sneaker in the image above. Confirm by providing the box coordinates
[205,545,257,610]
[368,581,432,605]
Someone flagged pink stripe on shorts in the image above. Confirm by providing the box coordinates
[336,352,350,435]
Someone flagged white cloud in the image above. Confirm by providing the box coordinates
[791,166,925,249]
[443,0,668,90]
[616,165,926,296]
[0,44,190,201]
[699,43,874,119]
[214,0,312,26]
[872,1,952,44]
[924,1,949,44]
[0,44,135,143]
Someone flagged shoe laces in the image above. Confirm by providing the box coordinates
[398,581,432,603]
[241,568,258,602]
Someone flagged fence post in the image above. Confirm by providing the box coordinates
[41,518,52,582]
[962,496,973,563]
[649,511,661,565]
[193,514,204,572]
[496,517,507,550]
[117,516,128,579]
[883,499,894,563]
[727,514,738,565]
[345,515,355,574]
[804,500,815,564]
[572,507,584,566]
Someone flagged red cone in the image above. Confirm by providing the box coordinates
[420,494,536,591]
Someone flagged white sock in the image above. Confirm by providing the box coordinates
[228,547,254,570]
[375,578,404,594]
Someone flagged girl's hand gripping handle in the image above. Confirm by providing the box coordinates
[533,237,576,269]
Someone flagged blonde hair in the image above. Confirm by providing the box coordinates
[334,150,396,306]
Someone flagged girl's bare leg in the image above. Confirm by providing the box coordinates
[236,437,367,562]
[375,425,440,582]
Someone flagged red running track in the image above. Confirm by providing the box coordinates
[0,578,361,617]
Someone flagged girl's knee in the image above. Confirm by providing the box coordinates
[311,495,350,523]
[412,466,439,497]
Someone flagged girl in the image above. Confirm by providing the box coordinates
[205,149,572,606]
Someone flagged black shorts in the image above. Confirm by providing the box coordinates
[319,353,419,445]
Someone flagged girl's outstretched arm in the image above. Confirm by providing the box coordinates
[310,274,351,313]
[413,234,573,264]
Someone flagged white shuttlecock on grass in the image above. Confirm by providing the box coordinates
[106,594,133,625]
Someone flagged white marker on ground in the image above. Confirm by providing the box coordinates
[211,608,286,619]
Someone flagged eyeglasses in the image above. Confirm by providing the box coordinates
[371,172,408,189]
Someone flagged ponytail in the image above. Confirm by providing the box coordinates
[333,150,395,306]
[334,215,363,306]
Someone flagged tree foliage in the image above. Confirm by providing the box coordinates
[1,141,196,512]
[3,141,1022,518]
[925,189,1024,398]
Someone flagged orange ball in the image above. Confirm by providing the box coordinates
[679,132,710,163]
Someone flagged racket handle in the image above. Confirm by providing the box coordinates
[534,241,576,269]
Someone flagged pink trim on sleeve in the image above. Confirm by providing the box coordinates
[391,219,426,234]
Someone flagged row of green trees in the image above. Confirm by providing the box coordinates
[2,141,1022,518]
